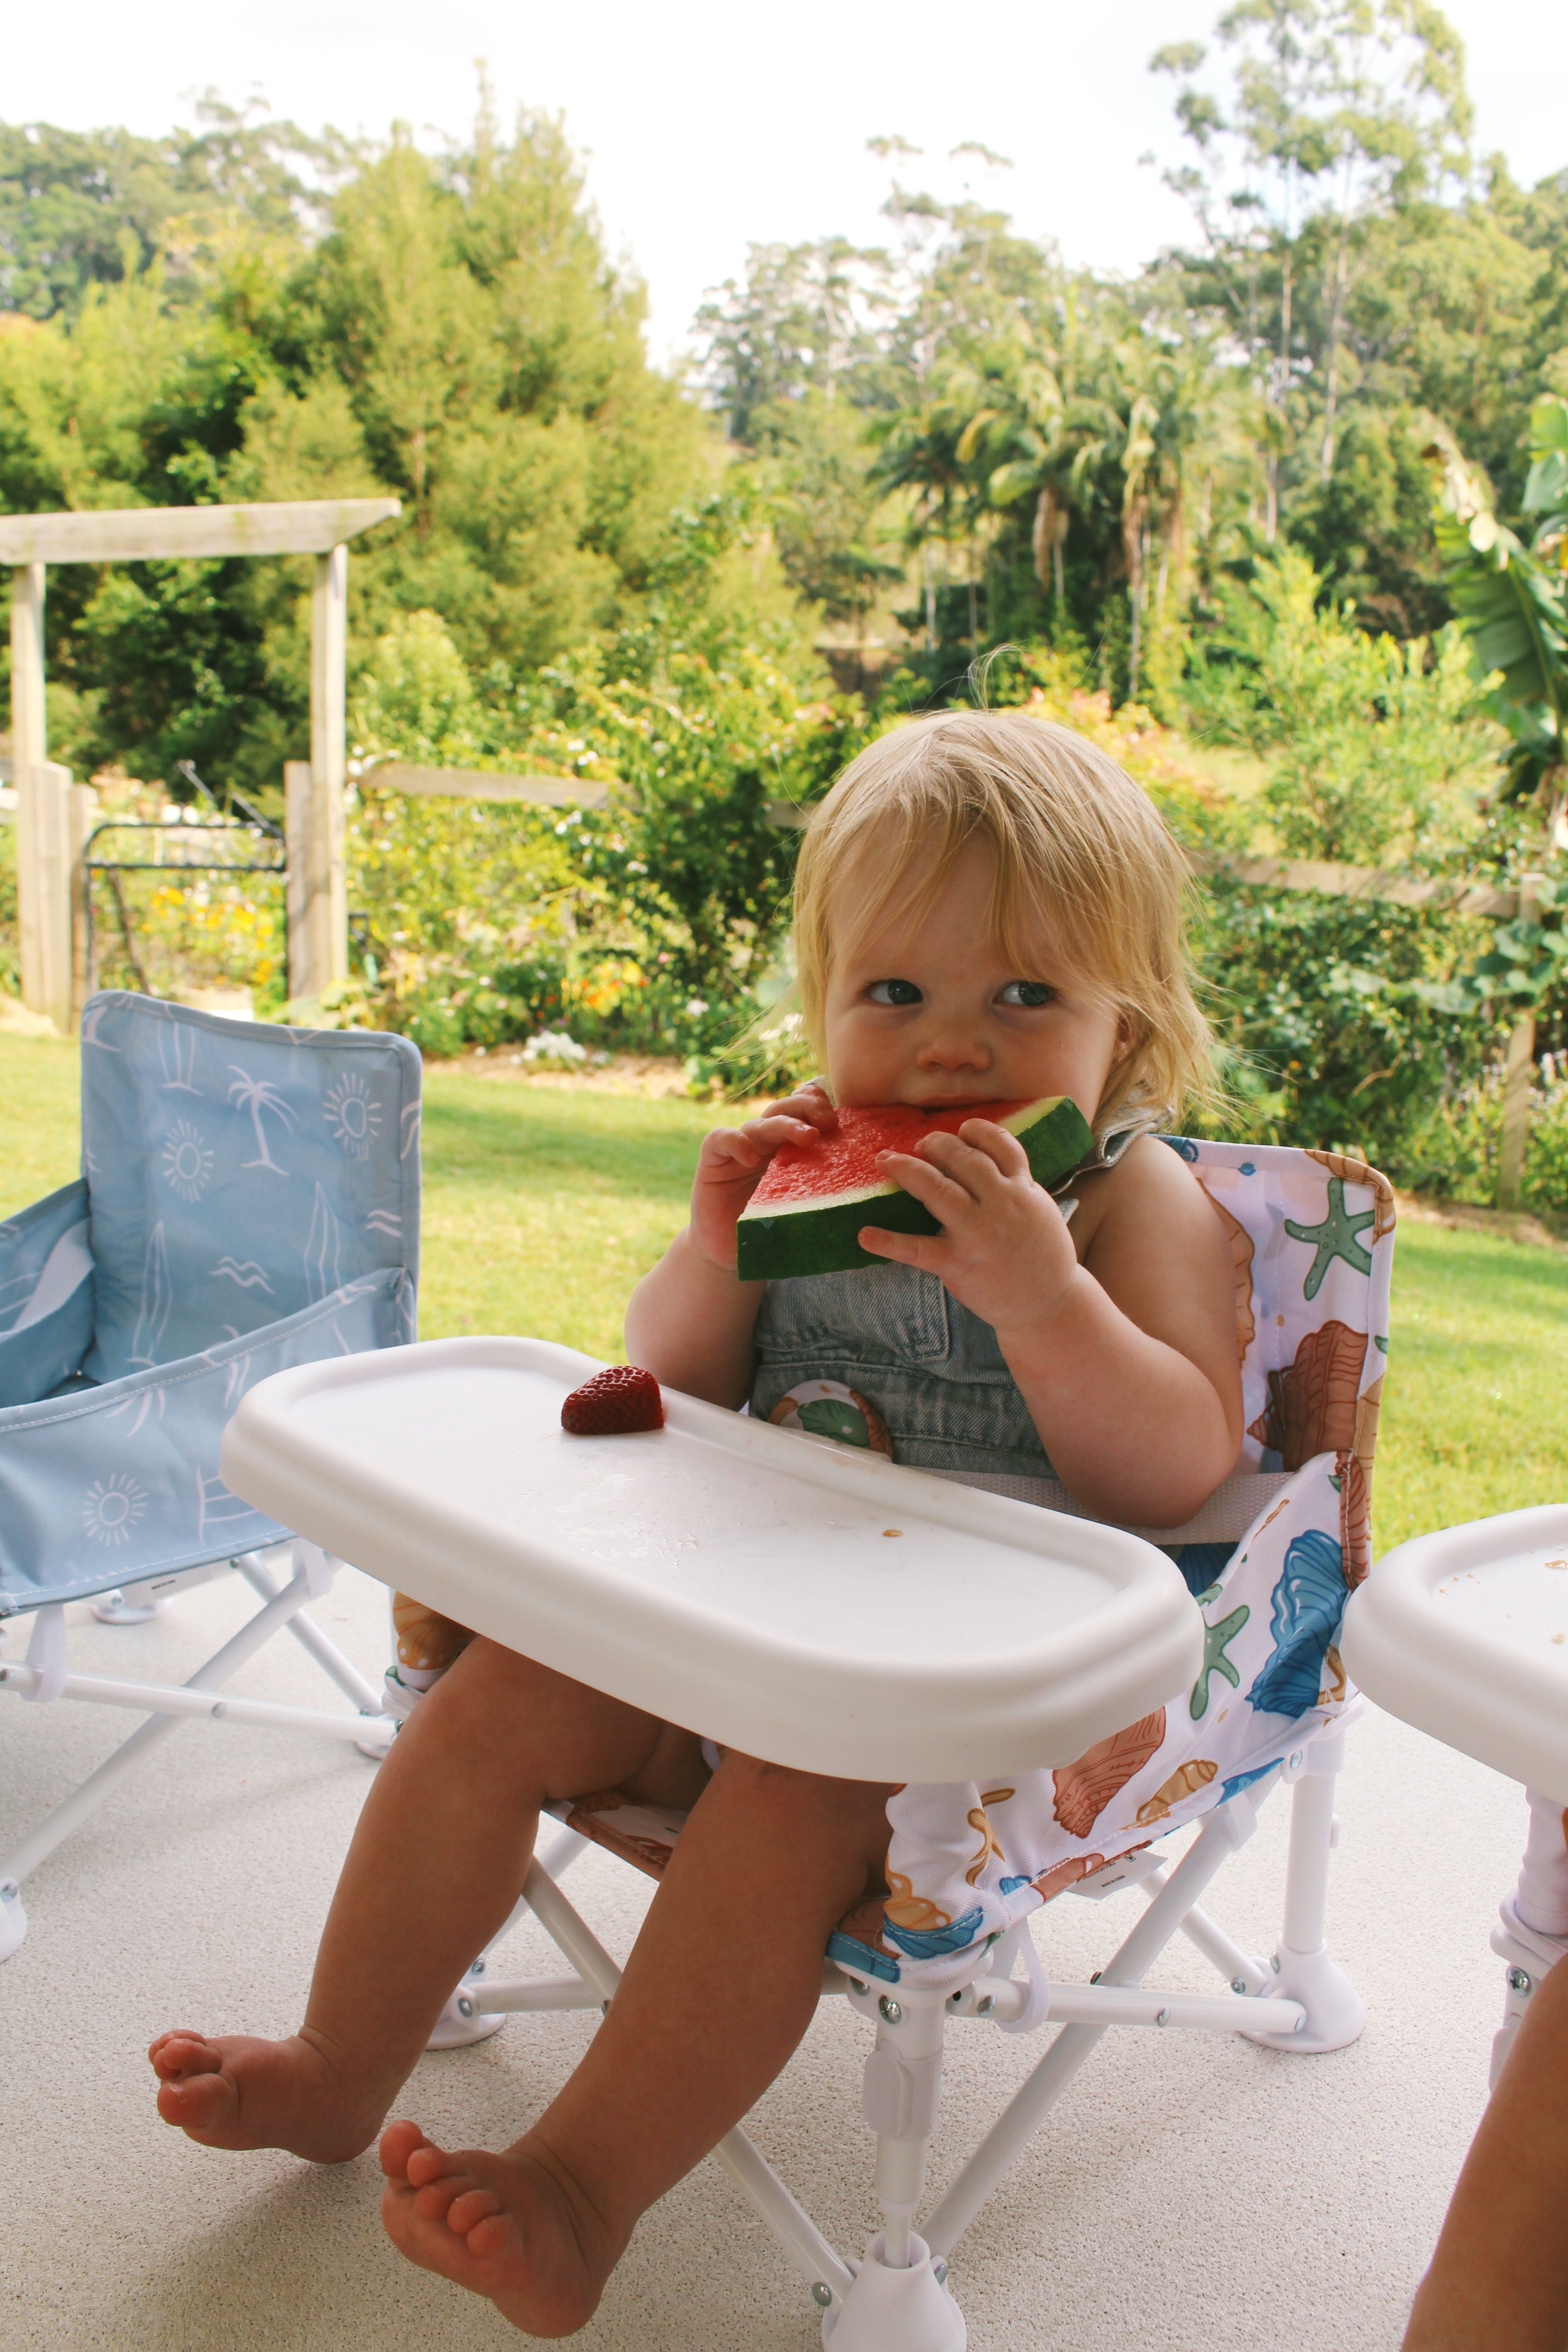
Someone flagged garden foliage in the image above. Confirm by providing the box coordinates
[7,15,1568,1199]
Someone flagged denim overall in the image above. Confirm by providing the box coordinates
[749,1116,1153,1494]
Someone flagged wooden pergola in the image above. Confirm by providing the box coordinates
[3,497,399,1029]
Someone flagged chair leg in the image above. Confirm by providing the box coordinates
[1243,1721,1364,2053]
[0,1556,364,1922]
[828,1984,965,2351]
[1488,1894,1568,2090]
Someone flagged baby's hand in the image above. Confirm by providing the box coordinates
[690,1082,837,1273]
[860,1118,1079,1334]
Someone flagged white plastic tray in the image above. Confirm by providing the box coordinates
[220,1337,1204,1781]
[1342,1504,1568,1804]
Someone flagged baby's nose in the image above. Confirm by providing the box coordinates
[916,1033,991,1070]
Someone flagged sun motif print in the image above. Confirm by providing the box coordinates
[82,1472,150,1545]
[323,1072,382,1160]
[159,1119,214,1202]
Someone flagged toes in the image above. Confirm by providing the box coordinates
[155,2071,235,2134]
[150,2032,219,2081]
[405,2139,463,2188]
[378,2120,430,2181]
[413,2172,481,2222]
[446,2185,505,2235]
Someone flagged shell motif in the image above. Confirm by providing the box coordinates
[392,1593,474,1672]
[1136,1756,1218,1826]
[1248,1320,1366,1470]
[1032,1853,1106,1903]
[965,1788,1016,1884]
[882,1870,953,1934]
[1053,1710,1167,1839]
[834,1892,902,1964]
[1248,1528,1348,1720]
[1319,1642,1349,1706]
[1337,1449,1372,1585]
[1199,1186,1257,1364]
[1306,1150,1397,1240]
[563,1792,683,1881]
[1353,1375,1383,1484]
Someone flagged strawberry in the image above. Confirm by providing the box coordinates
[561,1364,665,1436]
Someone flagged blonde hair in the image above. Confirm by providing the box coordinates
[792,708,1213,1133]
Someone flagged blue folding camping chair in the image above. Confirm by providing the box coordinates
[0,990,420,1960]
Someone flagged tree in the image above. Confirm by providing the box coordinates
[1429,395,1568,830]
[1150,0,1473,535]
[0,100,718,795]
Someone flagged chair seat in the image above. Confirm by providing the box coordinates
[0,1267,409,1613]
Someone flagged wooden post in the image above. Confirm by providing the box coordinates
[1497,872,1544,1212]
[68,781,99,1029]
[305,542,349,994]
[17,760,74,1034]
[11,562,48,1015]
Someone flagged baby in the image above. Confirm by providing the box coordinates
[150,709,1242,2337]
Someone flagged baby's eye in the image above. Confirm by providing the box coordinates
[997,980,1055,1008]
[867,978,923,1006]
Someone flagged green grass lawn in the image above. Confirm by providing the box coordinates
[5,1028,1565,1554]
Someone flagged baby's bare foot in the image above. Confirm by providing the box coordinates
[149,2029,387,2162]
[380,2120,626,2337]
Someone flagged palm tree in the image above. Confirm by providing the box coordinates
[227,1069,296,1174]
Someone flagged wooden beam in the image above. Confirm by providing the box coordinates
[1185,847,1518,919]
[365,761,609,809]
[0,499,401,565]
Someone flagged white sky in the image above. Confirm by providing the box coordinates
[5,0,1564,368]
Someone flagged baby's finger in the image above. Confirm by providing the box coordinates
[878,1145,981,1216]
[740,1114,823,1151]
[773,1084,837,1130]
[955,1117,1031,1176]
[859,1225,949,1273]
[701,1128,767,1172]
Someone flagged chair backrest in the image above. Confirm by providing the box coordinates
[1161,1136,1393,1578]
[78,992,422,1383]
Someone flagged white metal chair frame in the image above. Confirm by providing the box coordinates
[0,1543,392,1962]
[433,1716,1358,2349]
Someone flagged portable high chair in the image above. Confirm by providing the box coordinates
[219,1139,1393,2351]
[1343,1502,1568,2088]
[0,990,419,1960]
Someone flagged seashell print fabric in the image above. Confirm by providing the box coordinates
[836,1139,1397,1989]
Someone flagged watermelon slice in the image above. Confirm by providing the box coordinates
[735,1094,1093,1282]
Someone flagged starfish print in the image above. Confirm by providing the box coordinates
[1190,1602,1250,1721]
[1284,1178,1375,1301]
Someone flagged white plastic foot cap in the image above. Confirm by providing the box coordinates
[425,1983,507,2049]
[91,1590,173,1624]
[1240,1941,1365,2053]
[823,2234,965,2351]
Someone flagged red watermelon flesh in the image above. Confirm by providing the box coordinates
[735,1094,1093,1281]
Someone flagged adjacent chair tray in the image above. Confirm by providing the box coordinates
[1343,1503,1568,1804]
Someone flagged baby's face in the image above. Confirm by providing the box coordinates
[820,837,1123,1116]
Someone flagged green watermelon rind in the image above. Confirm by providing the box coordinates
[735,1094,1093,1282]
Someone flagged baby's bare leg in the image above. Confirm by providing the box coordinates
[150,1637,691,2162]
[380,1752,893,2336]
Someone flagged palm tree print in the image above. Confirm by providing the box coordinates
[227,1068,296,1173]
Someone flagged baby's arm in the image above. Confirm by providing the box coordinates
[624,1087,836,1407]
[863,1127,1242,1527]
